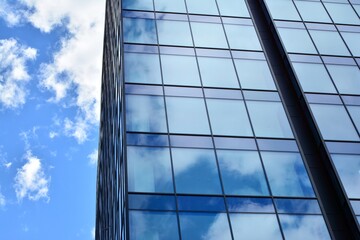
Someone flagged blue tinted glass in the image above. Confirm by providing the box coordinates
[275,199,321,214]
[225,24,262,51]
[179,212,232,240]
[278,28,317,54]
[129,194,176,210]
[191,22,228,48]
[127,133,169,146]
[154,0,186,13]
[310,104,360,141]
[351,201,360,215]
[217,0,249,17]
[348,106,360,132]
[214,137,257,150]
[126,95,167,133]
[247,101,294,138]
[157,20,193,46]
[227,197,275,213]
[130,211,179,240]
[309,30,350,56]
[127,147,173,193]
[207,99,253,136]
[292,62,336,93]
[261,152,315,197]
[295,1,331,23]
[332,154,360,198]
[172,148,222,194]
[178,196,226,211]
[123,0,154,11]
[170,135,213,148]
[341,32,360,57]
[326,64,360,95]
[186,0,219,15]
[235,59,276,90]
[161,54,201,86]
[324,3,360,25]
[279,215,330,240]
[217,150,269,196]
[265,0,301,20]
[230,213,282,239]
[124,18,157,44]
[166,97,210,134]
[198,57,239,88]
[125,53,162,84]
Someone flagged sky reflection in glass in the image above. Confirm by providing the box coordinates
[124,18,157,44]
[125,53,162,84]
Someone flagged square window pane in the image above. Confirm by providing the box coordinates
[123,0,154,11]
[225,24,262,51]
[235,59,276,90]
[295,1,332,23]
[217,150,269,196]
[278,28,317,54]
[247,101,294,138]
[124,18,157,44]
[326,64,360,95]
[309,30,350,56]
[157,20,193,46]
[348,106,360,132]
[265,0,301,21]
[207,99,253,136]
[186,0,219,15]
[166,97,210,134]
[198,57,239,88]
[324,3,360,25]
[172,148,222,194]
[217,0,250,17]
[125,53,162,84]
[126,95,167,132]
[341,32,360,57]
[191,22,228,48]
[261,152,315,197]
[130,211,179,240]
[154,0,187,13]
[292,62,336,93]
[230,213,282,240]
[310,104,360,141]
[161,54,201,86]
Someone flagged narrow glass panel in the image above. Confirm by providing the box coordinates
[179,212,232,240]
[310,104,359,141]
[295,1,331,23]
[265,0,301,21]
[309,30,350,56]
[126,95,167,133]
[217,150,269,196]
[275,198,321,214]
[161,54,201,86]
[178,196,226,211]
[207,99,253,136]
[230,213,283,240]
[279,215,331,240]
[247,101,294,138]
[198,57,239,88]
[292,62,336,93]
[332,154,360,198]
[326,64,360,95]
[324,3,360,25]
[166,97,211,134]
[235,59,276,90]
[348,106,360,132]
[341,32,360,57]
[123,0,154,11]
[224,24,262,51]
[172,148,222,194]
[261,152,315,197]
[186,0,219,15]
[128,194,176,210]
[127,146,173,193]
[191,22,228,48]
[157,20,193,46]
[277,28,317,54]
[217,0,250,17]
[124,53,162,84]
[130,211,179,240]
[154,0,187,13]
[227,197,275,213]
[127,133,169,146]
[124,18,157,44]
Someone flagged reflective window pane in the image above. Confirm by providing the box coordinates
[348,106,360,132]
[207,99,253,136]
[178,196,226,211]
[295,1,331,23]
[161,54,201,86]
[310,104,359,141]
[198,57,239,88]
[125,53,162,84]
[157,20,193,46]
[124,18,157,44]
[261,152,315,197]
[217,150,269,196]
[166,97,210,134]
[129,194,176,210]
[326,64,360,95]
[309,30,350,56]
[332,154,360,198]
[278,28,317,54]
[130,211,179,240]
[186,0,219,15]
[324,3,360,25]
[217,0,250,17]
[351,200,360,215]
[127,147,173,193]
[227,197,275,213]
[154,0,186,13]
[191,22,228,48]
[275,199,321,214]
[265,0,301,21]
[123,0,154,11]
[172,148,222,194]
[230,213,283,240]
[224,24,262,51]
[179,212,232,240]
[126,95,167,132]
[341,32,360,57]
[247,101,294,138]
[279,215,331,240]
[235,59,276,90]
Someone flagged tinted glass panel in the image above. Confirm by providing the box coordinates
[157,20,193,46]
[123,0,153,11]
[154,0,187,13]
[324,3,360,25]
[124,18,157,44]
[309,30,350,56]
[351,201,360,215]
[348,106,360,132]
[295,1,331,23]
[191,22,228,48]
[125,53,162,84]
[278,28,317,54]
[178,196,226,211]
[129,194,176,210]
[227,197,275,213]
[275,199,321,214]
[186,0,219,15]
[341,32,360,57]
[225,24,262,51]
[326,64,360,95]
[265,0,301,21]
[217,0,250,17]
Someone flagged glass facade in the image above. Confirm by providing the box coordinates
[96,0,360,239]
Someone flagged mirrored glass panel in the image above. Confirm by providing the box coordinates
[265,0,301,21]
[157,20,193,46]
[261,152,315,197]
[191,22,228,48]
[341,32,360,57]
[309,30,350,56]
[125,53,162,84]
[123,0,154,11]
[326,64,360,95]
[186,0,219,15]
[217,150,269,196]
[154,0,187,13]
[294,1,331,23]
[129,194,176,210]
[277,28,317,54]
[224,24,262,51]
[217,0,250,17]
[172,148,222,194]
[348,106,360,132]
[124,18,157,44]
[324,3,360,25]
[178,196,226,212]
[275,199,321,214]
[227,197,275,213]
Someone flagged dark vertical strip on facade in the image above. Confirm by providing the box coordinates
[246,0,359,239]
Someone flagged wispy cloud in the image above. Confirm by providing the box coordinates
[3,162,12,168]
[0,0,21,26]
[14,151,50,202]
[0,38,37,109]
[0,190,5,207]
[88,149,98,166]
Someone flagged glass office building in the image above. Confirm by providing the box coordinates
[96,0,360,239]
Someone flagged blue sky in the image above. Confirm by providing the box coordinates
[0,0,105,239]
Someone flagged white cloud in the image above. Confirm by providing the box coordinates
[3,162,12,168]
[88,149,98,166]
[0,0,21,26]
[49,131,58,139]
[0,191,5,207]
[64,117,88,143]
[0,38,37,109]
[14,151,50,202]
